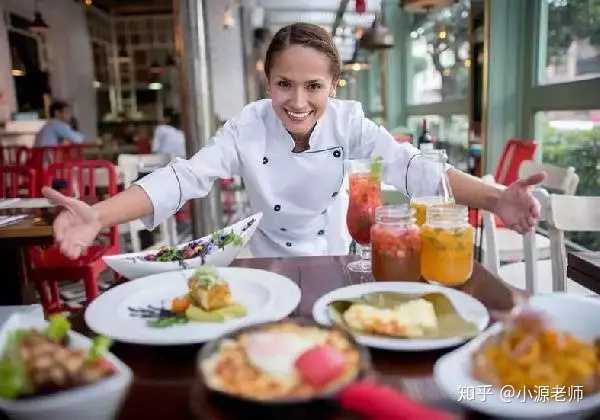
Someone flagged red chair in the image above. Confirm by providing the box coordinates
[0,146,31,167]
[29,160,120,313]
[0,166,37,198]
[469,139,538,227]
[494,139,538,186]
[26,145,88,195]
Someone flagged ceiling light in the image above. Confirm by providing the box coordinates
[29,12,49,34]
[342,60,370,72]
[11,47,26,77]
[148,82,163,90]
[359,15,394,50]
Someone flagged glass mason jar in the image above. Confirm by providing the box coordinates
[410,149,454,226]
[421,204,474,286]
[371,204,422,282]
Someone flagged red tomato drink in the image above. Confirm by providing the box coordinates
[346,173,382,246]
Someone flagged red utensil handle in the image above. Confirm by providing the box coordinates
[337,380,454,420]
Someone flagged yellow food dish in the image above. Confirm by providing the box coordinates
[201,322,360,400]
[169,267,246,323]
[188,266,233,311]
[472,312,600,397]
[343,298,438,338]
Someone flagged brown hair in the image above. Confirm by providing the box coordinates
[49,100,70,118]
[264,23,341,82]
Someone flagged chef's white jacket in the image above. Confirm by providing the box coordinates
[136,98,445,257]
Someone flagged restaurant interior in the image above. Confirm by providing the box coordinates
[0,0,599,419]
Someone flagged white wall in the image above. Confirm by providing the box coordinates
[205,1,247,122]
[0,0,97,138]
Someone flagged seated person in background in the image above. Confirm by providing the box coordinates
[152,108,186,158]
[34,100,85,147]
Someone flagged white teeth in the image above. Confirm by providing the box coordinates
[286,110,311,121]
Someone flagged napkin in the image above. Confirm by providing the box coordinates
[338,380,454,420]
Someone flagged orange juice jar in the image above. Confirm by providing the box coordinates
[421,204,474,286]
[409,150,454,226]
[371,205,421,282]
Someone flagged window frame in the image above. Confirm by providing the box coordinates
[523,0,600,139]
[402,5,470,140]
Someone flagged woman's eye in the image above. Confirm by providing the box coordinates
[307,83,322,91]
[277,80,291,88]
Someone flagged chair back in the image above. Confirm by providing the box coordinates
[545,194,600,292]
[117,154,141,188]
[481,187,550,293]
[494,139,537,186]
[44,160,119,247]
[0,166,37,198]
[518,160,579,195]
[30,145,87,167]
[118,153,171,176]
[0,146,31,167]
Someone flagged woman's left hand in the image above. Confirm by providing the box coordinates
[492,172,546,234]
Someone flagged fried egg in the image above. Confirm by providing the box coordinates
[243,331,326,384]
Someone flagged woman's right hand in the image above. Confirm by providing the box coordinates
[42,187,103,259]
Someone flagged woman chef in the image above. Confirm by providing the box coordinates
[43,23,544,259]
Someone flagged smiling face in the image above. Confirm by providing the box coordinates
[267,45,337,142]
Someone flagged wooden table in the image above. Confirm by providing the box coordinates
[0,216,53,304]
[69,256,533,420]
[568,252,600,294]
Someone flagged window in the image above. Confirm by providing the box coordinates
[535,110,600,250]
[541,0,600,84]
[407,114,470,171]
[407,0,470,104]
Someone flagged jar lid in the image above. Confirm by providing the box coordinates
[375,204,415,224]
[426,204,468,226]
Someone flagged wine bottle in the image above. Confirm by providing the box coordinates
[417,119,433,151]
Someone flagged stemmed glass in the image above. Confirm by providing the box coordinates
[346,159,382,272]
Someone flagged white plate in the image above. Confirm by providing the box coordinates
[85,267,300,345]
[312,282,489,351]
[434,294,600,419]
[103,213,262,279]
[0,313,132,420]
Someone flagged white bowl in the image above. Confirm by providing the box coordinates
[0,313,133,420]
[103,212,262,279]
[434,294,600,419]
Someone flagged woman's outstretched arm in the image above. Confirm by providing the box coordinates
[448,169,546,234]
[42,185,153,259]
